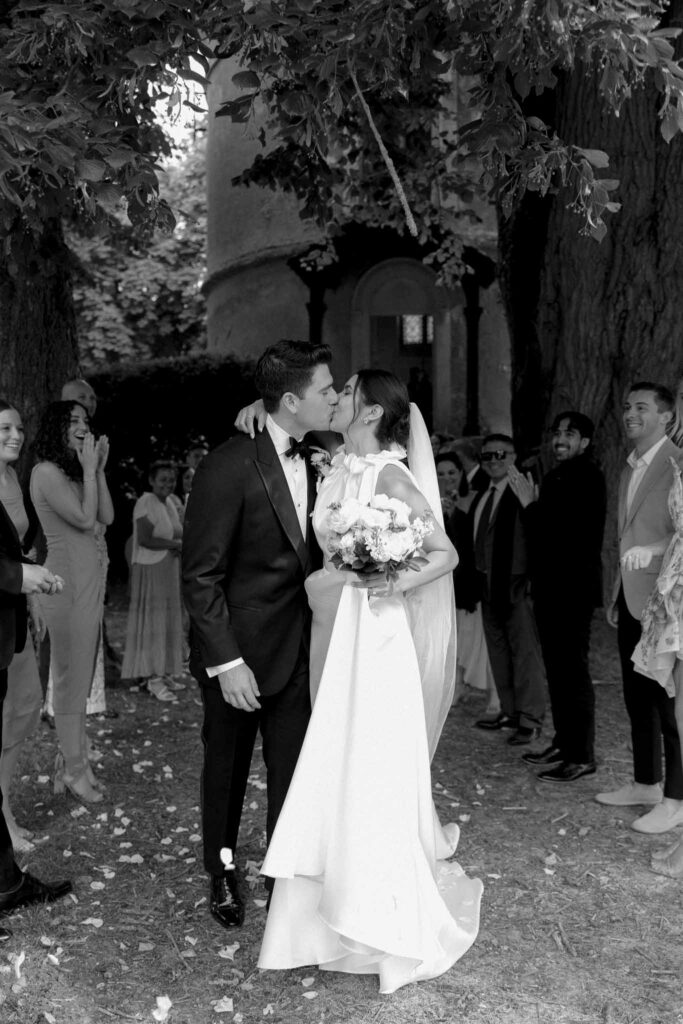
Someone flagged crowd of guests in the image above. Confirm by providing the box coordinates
[0,378,207,939]
[431,374,683,879]
[0,367,682,947]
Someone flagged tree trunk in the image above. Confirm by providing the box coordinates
[0,217,79,464]
[500,0,683,586]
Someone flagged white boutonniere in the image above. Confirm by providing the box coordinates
[309,448,332,479]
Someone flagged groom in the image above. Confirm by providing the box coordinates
[182,340,337,929]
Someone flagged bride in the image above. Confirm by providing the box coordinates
[255,369,483,993]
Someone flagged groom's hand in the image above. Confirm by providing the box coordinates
[218,664,261,711]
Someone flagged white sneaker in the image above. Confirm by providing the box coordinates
[631,801,683,834]
[594,782,662,807]
[147,677,178,702]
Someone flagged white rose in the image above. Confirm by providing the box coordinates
[356,505,392,529]
[383,529,417,562]
[337,532,357,559]
[371,494,412,529]
[326,498,365,533]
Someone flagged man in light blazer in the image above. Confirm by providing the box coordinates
[596,382,683,833]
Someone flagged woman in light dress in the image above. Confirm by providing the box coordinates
[30,401,113,805]
[258,370,482,993]
[0,400,44,852]
[120,461,185,702]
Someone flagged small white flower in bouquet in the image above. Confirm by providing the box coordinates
[325,493,434,583]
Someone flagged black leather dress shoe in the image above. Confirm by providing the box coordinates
[507,726,541,746]
[210,873,245,929]
[475,713,518,731]
[0,872,72,917]
[538,761,597,783]
[0,926,12,941]
[522,745,563,766]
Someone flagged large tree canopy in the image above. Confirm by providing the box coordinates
[2,0,683,460]
[214,0,683,273]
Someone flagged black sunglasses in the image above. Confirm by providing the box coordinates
[481,451,513,462]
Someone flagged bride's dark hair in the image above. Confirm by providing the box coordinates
[354,370,411,447]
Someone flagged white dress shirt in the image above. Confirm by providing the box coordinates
[473,477,508,536]
[207,415,309,678]
[625,434,668,513]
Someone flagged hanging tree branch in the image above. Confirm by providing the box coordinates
[349,66,418,238]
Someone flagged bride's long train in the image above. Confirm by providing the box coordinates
[258,585,483,993]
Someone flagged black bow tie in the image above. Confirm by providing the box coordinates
[284,437,312,460]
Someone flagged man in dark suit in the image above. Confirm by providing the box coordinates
[182,340,337,929]
[472,434,546,745]
[452,437,488,498]
[597,382,683,833]
[509,412,607,782]
[0,502,71,940]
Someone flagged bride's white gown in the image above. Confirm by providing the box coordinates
[258,449,483,993]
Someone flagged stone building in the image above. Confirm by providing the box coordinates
[203,59,511,436]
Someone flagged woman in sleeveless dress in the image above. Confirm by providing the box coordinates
[30,402,113,805]
[0,400,44,853]
[258,370,483,993]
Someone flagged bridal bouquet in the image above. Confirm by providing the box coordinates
[325,494,433,582]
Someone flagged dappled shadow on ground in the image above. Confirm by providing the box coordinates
[1,606,682,1023]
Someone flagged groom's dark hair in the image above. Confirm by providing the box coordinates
[255,339,332,412]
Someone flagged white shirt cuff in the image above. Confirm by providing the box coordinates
[206,658,244,677]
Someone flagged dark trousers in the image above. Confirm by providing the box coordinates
[480,579,546,729]
[0,669,21,891]
[198,651,311,877]
[617,588,683,798]
[535,597,595,763]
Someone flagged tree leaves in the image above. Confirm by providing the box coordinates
[205,0,683,252]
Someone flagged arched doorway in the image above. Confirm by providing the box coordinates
[350,258,463,431]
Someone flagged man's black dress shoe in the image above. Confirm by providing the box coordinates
[538,761,597,783]
[0,872,72,917]
[522,745,563,766]
[507,726,541,746]
[475,713,517,731]
[0,926,12,941]
[210,873,245,929]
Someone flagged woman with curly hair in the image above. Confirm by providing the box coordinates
[30,401,113,804]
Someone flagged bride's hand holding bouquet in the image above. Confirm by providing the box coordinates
[324,494,434,598]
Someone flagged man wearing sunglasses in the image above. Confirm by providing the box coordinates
[472,434,546,745]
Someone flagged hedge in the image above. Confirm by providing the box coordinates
[88,352,256,580]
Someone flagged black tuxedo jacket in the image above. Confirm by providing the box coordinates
[523,454,606,608]
[0,501,27,674]
[182,429,321,696]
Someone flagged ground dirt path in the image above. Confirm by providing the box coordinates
[1,599,681,1024]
